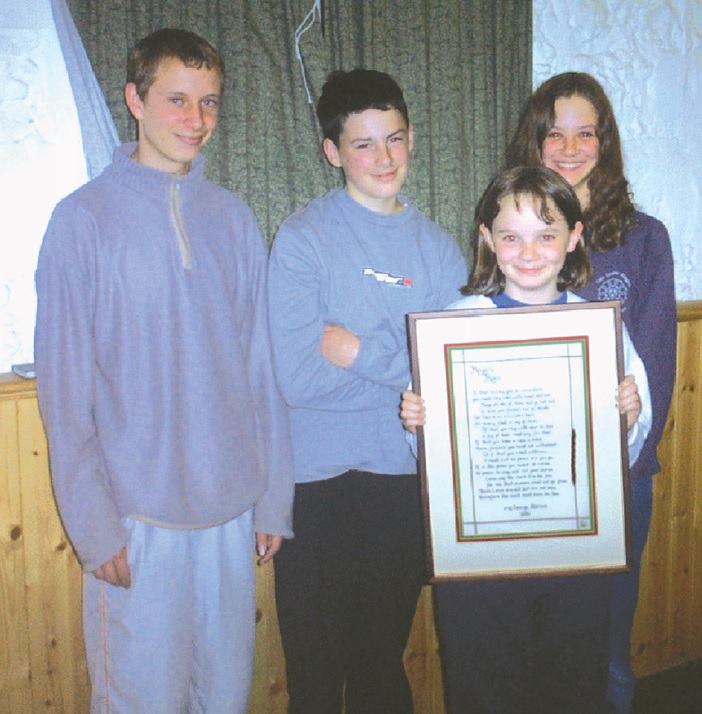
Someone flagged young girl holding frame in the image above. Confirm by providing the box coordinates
[401,166,651,714]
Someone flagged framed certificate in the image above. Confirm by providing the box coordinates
[407,300,631,581]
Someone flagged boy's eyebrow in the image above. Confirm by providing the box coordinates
[349,128,408,143]
[163,90,221,100]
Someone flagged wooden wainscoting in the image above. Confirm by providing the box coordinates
[0,378,89,713]
[631,301,702,677]
[1,301,701,712]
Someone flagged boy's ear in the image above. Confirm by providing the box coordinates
[322,138,342,168]
[567,220,585,252]
[479,223,495,251]
[124,83,144,121]
[408,123,415,153]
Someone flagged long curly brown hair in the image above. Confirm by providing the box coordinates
[505,72,637,252]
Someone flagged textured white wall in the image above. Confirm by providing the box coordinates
[533,0,701,300]
[0,0,87,372]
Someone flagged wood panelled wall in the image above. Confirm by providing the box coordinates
[631,301,702,676]
[1,301,701,713]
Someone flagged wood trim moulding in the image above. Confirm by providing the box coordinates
[677,300,702,322]
[0,375,37,401]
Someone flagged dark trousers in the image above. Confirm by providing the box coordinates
[607,475,654,712]
[274,470,426,714]
[435,574,613,714]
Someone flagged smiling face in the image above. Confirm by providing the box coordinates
[541,95,600,209]
[322,108,414,215]
[125,56,221,174]
[481,193,583,304]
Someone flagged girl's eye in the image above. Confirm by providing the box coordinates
[546,131,561,140]
[502,234,517,243]
[541,234,556,242]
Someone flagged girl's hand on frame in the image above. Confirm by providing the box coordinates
[618,374,641,430]
[401,390,426,434]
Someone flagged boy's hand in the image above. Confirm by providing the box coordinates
[321,325,360,368]
[92,546,131,588]
[256,533,283,565]
[400,390,425,434]
[617,374,641,430]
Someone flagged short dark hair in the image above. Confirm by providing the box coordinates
[316,69,409,146]
[464,166,592,296]
[127,28,225,100]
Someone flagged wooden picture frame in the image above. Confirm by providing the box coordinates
[407,301,631,581]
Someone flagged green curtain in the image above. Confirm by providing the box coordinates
[65,0,531,257]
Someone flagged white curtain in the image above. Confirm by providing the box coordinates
[50,0,118,179]
[0,0,117,372]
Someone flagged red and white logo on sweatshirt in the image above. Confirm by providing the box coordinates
[362,267,413,287]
